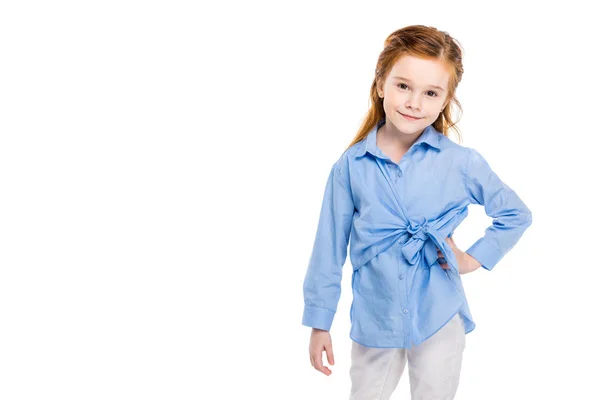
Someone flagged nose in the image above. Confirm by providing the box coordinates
[405,93,422,111]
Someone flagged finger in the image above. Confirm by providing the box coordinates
[313,349,331,376]
[325,343,335,366]
[437,257,449,269]
[437,248,448,269]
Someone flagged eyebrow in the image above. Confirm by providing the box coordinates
[392,76,445,92]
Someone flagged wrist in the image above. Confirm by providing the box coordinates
[467,253,482,270]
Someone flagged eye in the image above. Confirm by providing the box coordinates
[398,83,438,97]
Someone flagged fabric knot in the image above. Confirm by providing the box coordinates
[400,216,459,274]
[406,216,428,241]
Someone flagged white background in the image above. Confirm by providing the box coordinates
[1,1,599,399]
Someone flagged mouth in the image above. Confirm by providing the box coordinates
[398,112,422,121]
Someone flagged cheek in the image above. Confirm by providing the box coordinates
[384,94,404,109]
[425,102,444,115]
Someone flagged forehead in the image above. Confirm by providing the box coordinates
[387,55,450,88]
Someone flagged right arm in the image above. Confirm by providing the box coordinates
[302,162,354,376]
[302,162,355,331]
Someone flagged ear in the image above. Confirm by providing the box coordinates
[375,80,384,98]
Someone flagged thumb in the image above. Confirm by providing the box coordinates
[325,343,335,366]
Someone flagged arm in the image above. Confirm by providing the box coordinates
[302,163,355,331]
[463,148,533,271]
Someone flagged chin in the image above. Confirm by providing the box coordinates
[392,118,426,133]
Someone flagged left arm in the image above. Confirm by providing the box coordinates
[462,148,533,271]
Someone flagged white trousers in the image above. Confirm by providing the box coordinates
[349,313,466,400]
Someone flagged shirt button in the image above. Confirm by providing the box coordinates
[403,308,409,314]
[397,170,403,177]
[398,273,404,280]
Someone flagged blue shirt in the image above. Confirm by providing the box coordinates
[302,119,533,348]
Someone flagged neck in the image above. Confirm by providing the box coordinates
[379,120,424,150]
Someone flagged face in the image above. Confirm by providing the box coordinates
[377,54,451,137]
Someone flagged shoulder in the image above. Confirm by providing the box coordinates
[437,133,468,154]
[437,134,470,163]
[436,134,491,178]
[439,137,494,179]
[330,139,365,183]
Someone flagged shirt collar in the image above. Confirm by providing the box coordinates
[355,119,442,159]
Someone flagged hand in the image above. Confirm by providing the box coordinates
[437,236,482,274]
[309,328,335,376]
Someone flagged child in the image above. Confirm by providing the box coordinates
[301,25,533,399]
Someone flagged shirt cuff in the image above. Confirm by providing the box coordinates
[466,238,504,271]
[302,306,335,331]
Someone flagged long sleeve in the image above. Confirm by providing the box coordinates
[463,148,533,271]
[302,163,355,331]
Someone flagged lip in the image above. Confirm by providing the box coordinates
[399,112,422,121]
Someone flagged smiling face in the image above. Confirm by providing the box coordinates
[377,54,451,137]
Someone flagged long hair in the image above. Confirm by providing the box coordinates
[346,25,465,150]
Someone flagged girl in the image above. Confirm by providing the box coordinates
[301,25,533,399]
